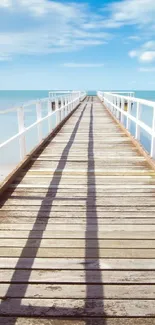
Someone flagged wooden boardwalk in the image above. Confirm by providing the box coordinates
[0,96,155,324]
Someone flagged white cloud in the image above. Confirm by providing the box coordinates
[143,41,155,49]
[0,1,111,58]
[1,0,155,60]
[103,0,155,28]
[63,63,104,68]
[128,36,141,41]
[0,0,11,7]
[129,41,155,63]
[129,50,138,58]
[82,0,155,34]
[139,51,155,62]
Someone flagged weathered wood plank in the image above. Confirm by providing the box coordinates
[2,206,155,212]
[20,170,155,177]
[0,284,154,299]
[0,238,154,248]
[0,270,155,283]
[1,216,155,224]
[1,210,155,217]
[0,298,155,316]
[0,258,155,269]
[1,224,155,231]
[0,230,155,239]
[0,247,154,258]
[0,318,155,325]
[2,197,155,206]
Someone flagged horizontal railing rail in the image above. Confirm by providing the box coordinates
[97,91,155,159]
[0,90,86,179]
[110,91,135,98]
[49,90,71,98]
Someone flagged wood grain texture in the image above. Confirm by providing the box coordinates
[0,96,155,322]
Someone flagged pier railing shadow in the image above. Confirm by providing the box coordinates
[0,97,106,324]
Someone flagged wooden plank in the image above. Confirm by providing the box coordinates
[0,247,154,258]
[8,184,155,189]
[0,238,154,248]
[0,284,154,299]
[18,170,155,177]
[0,298,155,316]
[0,258,155,269]
[1,269,155,284]
[1,224,155,232]
[0,230,155,239]
[2,205,155,212]
[4,191,155,197]
[11,178,155,186]
[1,216,155,225]
[1,210,155,217]
[0,318,155,325]
[3,197,155,206]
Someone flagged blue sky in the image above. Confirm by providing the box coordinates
[0,0,155,90]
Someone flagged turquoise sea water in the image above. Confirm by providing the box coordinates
[0,90,155,176]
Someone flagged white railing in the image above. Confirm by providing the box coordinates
[49,90,71,99]
[110,91,135,98]
[97,91,155,158]
[0,90,86,176]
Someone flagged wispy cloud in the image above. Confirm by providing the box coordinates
[81,0,155,32]
[0,0,111,59]
[63,63,104,68]
[0,53,11,61]
[128,36,141,41]
[102,0,155,29]
[129,41,155,63]
[0,0,11,7]
[1,0,155,61]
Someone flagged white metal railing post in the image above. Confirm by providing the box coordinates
[66,97,68,116]
[71,94,73,111]
[151,105,155,158]
[78,92,80,105]
[48,99,53,132]
[75,93,77,108]
[135,102,140,140]
[61,97,63,121]
[69,94,72,112]
[63,97,65,120]
[73,93,76,109]
[69,95,71,111]
[17,106,26,159]
[120,98,124,124]
[55,98,60,125]
[114,96,116,117]
[36,100,42,142]
[71,93,73,110]
[63,98,65,118]
[115,96,119,120]
[65,97,67,117]
[126,98,131,130]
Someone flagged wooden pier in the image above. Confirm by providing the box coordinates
[0,96,155,324]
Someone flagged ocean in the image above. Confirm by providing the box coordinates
[0,90,155,181]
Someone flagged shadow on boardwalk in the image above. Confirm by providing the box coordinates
[0,97,106,324]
